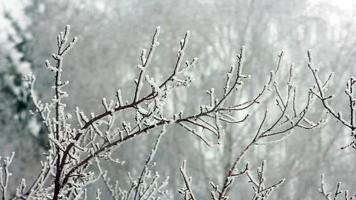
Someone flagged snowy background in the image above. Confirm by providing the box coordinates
[1,0,356,199]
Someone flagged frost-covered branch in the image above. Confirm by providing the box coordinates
[101,127,168,200]
[179,161,197,200]
[0,153,15,200]
[11,25,263,199]
[181,160,284,200]
[307,51,356,149]
[319,174,356,200]
[246,161,285,200]
[307,51,356,200]
[4,25,323,200]
[212,51,321,200]
[47,27,271,199]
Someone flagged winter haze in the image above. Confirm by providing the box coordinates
[1,0,356,199]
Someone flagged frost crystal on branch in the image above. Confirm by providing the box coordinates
[308,50,356,149]
[1,25,325,200]
[0,153,15,200]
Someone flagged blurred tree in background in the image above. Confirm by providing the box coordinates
[1,0,356,199]
[0,0,44,191]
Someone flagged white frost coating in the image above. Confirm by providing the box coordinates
[1,25,324,200]
[145,75,163,96]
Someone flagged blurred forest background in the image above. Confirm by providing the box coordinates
[1,0,356,199]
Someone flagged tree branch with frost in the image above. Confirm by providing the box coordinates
[307,51,356,200]
[246,161,285,200]
[100,126,168,200]
[54,28,270,197]
[52,25,78,200]
[133,27,160,102]
[0,153,15,200]
[132,126,168,200]
[319,174,356,200]
[5,24,324,200]
[307,51,356,149]
[12,25,83,200]
[176,52,321,200]
[179,161,197,200]
[181,160,284,200]
[13,25,262,199]
[212,51,321,200]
